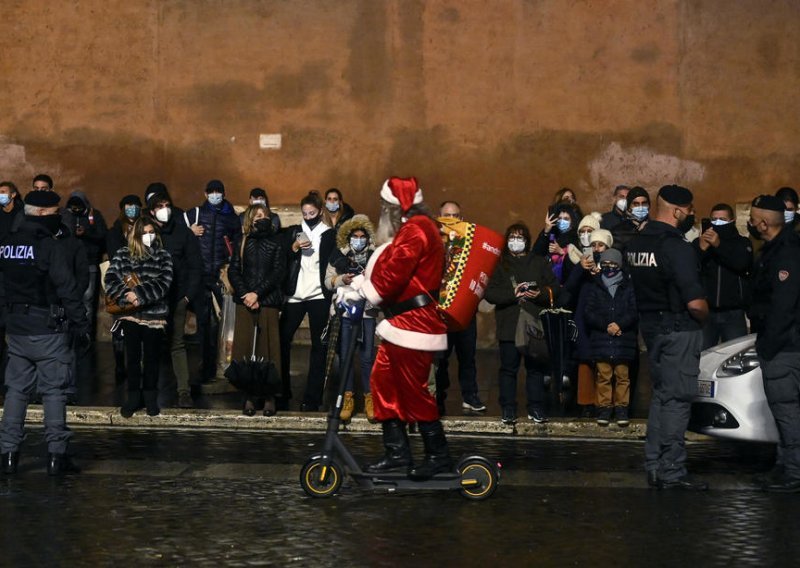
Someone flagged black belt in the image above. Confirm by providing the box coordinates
[382,290,439,319]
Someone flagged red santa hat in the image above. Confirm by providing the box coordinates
[380,177,423,212]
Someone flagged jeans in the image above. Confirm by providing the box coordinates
[497,340,546,414]
[435,317,479,405]
[702,309,748,350]
[339,317,375,393]
[122,320,164,392]
[279,299,329,408]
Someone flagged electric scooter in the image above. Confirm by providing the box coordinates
[299,301,500,500]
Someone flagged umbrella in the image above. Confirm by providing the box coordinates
[540,307,578,409]
[224,312,281,398]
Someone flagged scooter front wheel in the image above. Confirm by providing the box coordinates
[457,457,498,501]
[300,457,343,498]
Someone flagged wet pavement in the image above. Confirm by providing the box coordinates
[0,427,794,566]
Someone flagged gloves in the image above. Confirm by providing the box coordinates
[336,286,363,307]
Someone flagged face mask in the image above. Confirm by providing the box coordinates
[615,198,627,212]
[508,239,525,253]
[207,192,223,206]
[253,218,272,234]
[631,206,649,221]
[251,198,266,207]
[556,219,571,233]
[142,233,156,247]
[601,266,621,278]
[677,213,695,234]
[0,194,11,207]
[70,206,87,217]
[747,222,763,240]
[326,202,340,212]
[155,207,172,223]
[711,219,731,227]
[124,205,140,220]
[579,232,592,247]
[350,237,367,252]
[785,210,795,224]
[305,215,321,229]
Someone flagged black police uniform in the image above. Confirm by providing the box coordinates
[0,217,87,466]
[626,220,706,483]
[748,225,800,485]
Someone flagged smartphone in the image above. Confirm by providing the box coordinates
[701,218,711,232]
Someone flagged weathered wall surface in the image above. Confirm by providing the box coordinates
[1,0,799,227]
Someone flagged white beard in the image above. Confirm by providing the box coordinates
[375,207,397,246]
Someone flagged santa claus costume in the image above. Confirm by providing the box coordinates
[351,177,452,479]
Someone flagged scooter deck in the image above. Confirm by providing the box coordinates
[349,469,464,491]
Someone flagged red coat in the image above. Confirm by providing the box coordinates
[361,215,447,351]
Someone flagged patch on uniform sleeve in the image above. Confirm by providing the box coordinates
[779,270,790,282]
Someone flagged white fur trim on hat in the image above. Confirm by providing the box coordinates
[380,179,423,208]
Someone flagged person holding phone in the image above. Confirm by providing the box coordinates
[694,203,753,349]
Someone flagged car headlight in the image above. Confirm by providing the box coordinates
[716,347,760,377]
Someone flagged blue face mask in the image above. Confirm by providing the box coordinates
[631,206,649,221]
[326,201,340,212]
[556,219,571,233]
[350,237,367,252]
[124,205,140,220]
[0,194,11,207]
[207,193,223,206]
[785,210,796,224]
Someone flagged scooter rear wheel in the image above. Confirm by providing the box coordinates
[457,457,498,501]
[300,457,343,498]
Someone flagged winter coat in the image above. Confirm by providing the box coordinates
[61,190,108,265]
[54,224,90,295]
[533,205,581,285]
[484,251,560,342]
[584,276,638,362]
[183,199,242,279]
[600,207,626,232]
[281,224,336,302]
[325,214,378,318]
[157,216,203,303]
[562,264,596,361]
[611,218,646,253]
[105,245,173,322]
[694,223,753,310]
[228,226,286,309]
[326,202,355,232]
[106,216,136,259]
[0,198,23,239]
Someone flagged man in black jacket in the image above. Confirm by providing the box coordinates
[600,184,630,232]
[149,192,203,407]
[695,203,753,349]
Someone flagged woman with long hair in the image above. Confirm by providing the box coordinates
[105,216,173,417]
[322,187,355,231]
[229,204,286,416]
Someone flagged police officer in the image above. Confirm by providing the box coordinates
[747,194,800,493]
[626,185,709,491]
[0,191,88,476]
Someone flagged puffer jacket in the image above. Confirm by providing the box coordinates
[183,199,241,279]
[106,216,136,259]
[584,275,638,361]
[325,214,378,317]
[228,225,286,309]
[105,245,173,321]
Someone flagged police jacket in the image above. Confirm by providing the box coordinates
[281,224,336,303]
[484,251,560,342]
[228,225,286,309]
[0,218,87,335]
[626,221,705,335]
[54,223,90,295]
[748,226,800,360]
[183,200,242,279]
[105,245,173,322]
[158,216,202,304]
[694,223,752,311]
[584,275,638,361]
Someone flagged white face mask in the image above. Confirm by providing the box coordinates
[579,232,592,247]
[508,239,525,253]
[615,198,627,212]
[142,233,156,248]
[326,201,340,212]
[785,210,796,224]
[710,218,731,227]
[155,207,171,223]
[251,198,266,207]
[207,192,223,206]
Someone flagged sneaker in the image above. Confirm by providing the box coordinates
[462,395,487,412]
[528,409,548,423]
[501,407,517,425]
[615,406,629,427]
[177,391,193,409]
[580,404,595,419]
[596,407,612,426]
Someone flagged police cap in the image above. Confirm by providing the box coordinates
[658,185,693,206]
[751,194,785,212]
[24,190,60,207]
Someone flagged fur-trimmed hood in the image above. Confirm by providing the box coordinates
[336,214,376,252]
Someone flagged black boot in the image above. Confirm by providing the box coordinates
[143,390,160,417]
[408,420,453,480]
[366,419,412,473]
[47,453,81,476]
[120,390,143,418]
[1,451,19,474]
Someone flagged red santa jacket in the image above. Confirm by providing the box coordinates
[361,215,447,351]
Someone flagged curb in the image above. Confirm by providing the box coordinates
[7,406,712,441]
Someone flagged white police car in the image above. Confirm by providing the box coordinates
[688,334,779,443]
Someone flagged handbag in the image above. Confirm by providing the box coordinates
[515,307,550,362]
[105,272,143,315]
